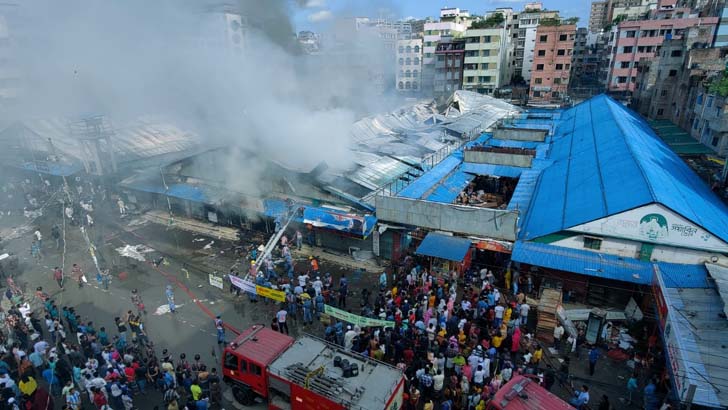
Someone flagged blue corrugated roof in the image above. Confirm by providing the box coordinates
[511,241,653,284]
[426,170,475,203]
[461,163,524,178]
[657,263,710,288]
[416,233,472,262]
[398,153,463,200]
[521,95,728,243]
[18,162,84,177]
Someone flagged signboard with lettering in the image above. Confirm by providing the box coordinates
[568,204,728,252]
[323,305,395,328]
[208,274,224,289]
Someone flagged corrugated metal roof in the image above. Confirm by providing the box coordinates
[416,232,472,262]
[398,153,462,199]
[511,241,653,284]
[705,263,728,319]
[425,170,475,203]
[520,95,728,243]
[461,163,524,178]
[660,284,728,408]
[656,263,710,288]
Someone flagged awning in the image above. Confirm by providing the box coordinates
[416,232,472,262]
[511,241,653,284]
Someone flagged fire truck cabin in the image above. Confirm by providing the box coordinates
[267,334,405,410]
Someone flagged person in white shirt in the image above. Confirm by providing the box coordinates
[312,277,323,296]
[553,324,565,350]
[344,327,358,351]
[472,365,486,386]
[494,304,505,328]
[432,370,445,394]
[297,273,309,288]
[519,303,530,326]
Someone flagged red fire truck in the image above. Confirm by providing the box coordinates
[222,325,405,410]
[486,375,574,410]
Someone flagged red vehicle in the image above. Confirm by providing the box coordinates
[222,325,405,410]
[487,375,574,410]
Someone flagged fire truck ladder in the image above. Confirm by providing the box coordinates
[243,205,299,280]
[285,363,355,407]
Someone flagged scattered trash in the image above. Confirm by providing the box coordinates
[115,244,155,261]
[203,241,215,250]
[193,237,206,242]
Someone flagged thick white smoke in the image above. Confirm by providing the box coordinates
[7,0,403,191]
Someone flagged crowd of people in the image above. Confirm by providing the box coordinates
[0,284,227,410]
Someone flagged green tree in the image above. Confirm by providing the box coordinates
[471,12,504,29]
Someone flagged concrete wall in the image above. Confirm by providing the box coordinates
[493,127,547,141]
[376,195,518,241]
[463,150,533,167]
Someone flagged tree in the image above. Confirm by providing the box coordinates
[540,17,561,26]
[471,12,504,29]
[564,17,579,25]
[709,71,728,97]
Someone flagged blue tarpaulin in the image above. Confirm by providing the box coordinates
[416,232,472,262]
[511,241,653,284]
[398,154,462,200]
[263,199,376,238]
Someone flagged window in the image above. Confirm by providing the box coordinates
[620,61,630,69]
[555,63,563,70]
[533,91,542,97]
[557,49,566,56]
[552,91,560,98]
[405,57,411,65]
[657,108,664,116]
[399,58,404,65]
[671,49,682,57]
[536,64,544,71]
[398,46,404,53]
[405,45,412,53]
[413,69,419,78]
[414,57,420,65]
[534,77,543,84]
[661,89,667,97]
[625,30,636,38]
[481,63,489,70]
[559,34,568,41]
[467,76,475,83]
[697,93,703,105]
[537,50,546,57]
[565,64,570,70]
[405,70,411,78]
[708,95,714,107]
[483,36,491,43]
[412,81,418,90]
[540,35,548,42]
[414,45,420,53]
[712,136,720,146]
[224,353,238,371]
[405,81,411,89]
[554,78,561,84]
[398,81,404,89]
[623,46,634,53]
[668,69,677,77]
[250,363,262,376]
[617,76,628,84]
[482,50,491,57]
[583,236,602,250]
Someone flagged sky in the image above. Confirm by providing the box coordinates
[293,0,591,31]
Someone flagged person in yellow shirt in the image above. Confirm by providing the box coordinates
[532,346,543,365]
[190,380,202,401]
[492,333,503,348]
[428,294,436,308]
[19,376,37,396]
[503,306,512,324]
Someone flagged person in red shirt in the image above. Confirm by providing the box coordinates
[93,388,107,409]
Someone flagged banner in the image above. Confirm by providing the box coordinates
[229,275,256,294]
[256,285,285,302]
[209,274,224,289]
[324,305,395,328]
[229,275,285,302]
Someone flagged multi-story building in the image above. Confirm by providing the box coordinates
[606,15,718,93]
[633,25,714,120]
[198,3,248,55]
[589,1,609,33]
[715,4,728,47]
[461,26,510,95]
[396,39,423,94]
[439,7,473,26]
[422,21,466,95]
[570,28,608,100]
[609,0,658,23]
[512,4,560,82]
[433,36,465,101]
[529,24,576,105]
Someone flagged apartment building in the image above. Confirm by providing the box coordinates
[633,25,714,120]
[396,39,423,94]
[610,0,658,22]
[513,5,560,82]
[589,1,609,33]
[529,24,576,104]
[461,26,509,95]
[606,15,718,93]
[715,4,728,47]
[433,36,465,101]
[422,21,466,94]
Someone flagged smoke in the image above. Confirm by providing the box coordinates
[8,0,402,195]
